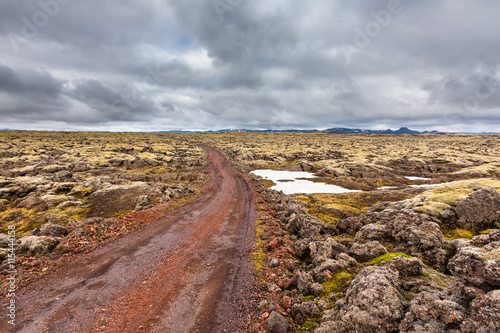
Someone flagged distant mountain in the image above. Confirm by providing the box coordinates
[325,127,437,135]
[382,127,422,135]
[157,129,319,133]
[159,127,439,134]
[324,127,377,134]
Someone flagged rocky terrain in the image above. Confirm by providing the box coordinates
[199,132,500,190]
[202,132,500,332]
[2,131,500,332]
[0,131,207,293]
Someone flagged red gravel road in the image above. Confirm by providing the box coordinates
[0,147,260,333]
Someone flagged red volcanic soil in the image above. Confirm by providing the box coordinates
[0,147,261,333]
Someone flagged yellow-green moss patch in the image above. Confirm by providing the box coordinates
[442,228,475,240]
[368,252,411,265]
[113,210,133,217]
[262,179,277,188]
[300,319,319,332]
[321,270,355,296]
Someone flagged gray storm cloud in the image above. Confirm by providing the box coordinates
[0,0,499,131]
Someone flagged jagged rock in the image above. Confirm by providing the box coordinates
[338,266,407,333]
[130,157,146,169]
[454,188,500,232]
[292,239,310,259]
[267,257,280,268]
[309,238,348,264]
[41,164,64,173]
[0,188,16,200]
[285,213,305,234]
[58,201,83,209]
[40,223,68,237]
[310,283,324,296]
[13,165,36,176]
[267,311,288,333]
[298,225,322,239]
[300,162,314,171]
[385,256,424,277]
[30,228,42,236]
[54,183,74,193]
[349,241,387,262]
[41,195,71,208]
[53,171,73,182]
[267,283,282,293]
[291,301,320,317]
[399,291,466,332]
[284,211,327,239]
[277,201,307,221]
[0,234,10,248]
[157,173,178,182]
[448,230,500,290]
[295,270,314,295]
[461,290,500,333]
[0,248,9,261]
[337,253,357,267]
[72,163,90,172]
[17,236,59,254]
[353,223,388,243]
[135,195,152,211]
[334,216,366,235]
[353,210,453,271]
[317,299,329,310]
[17,195,48,211]
[0,199,7,211]
[447,281,485,307]
[315,320,349,333]
[313,259,344,280]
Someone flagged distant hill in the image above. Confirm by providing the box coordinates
[382,127,422,135]
[325,127,441,135]
[159,127,439,134]
[157,129,319,134]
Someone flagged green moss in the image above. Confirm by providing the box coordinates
[308,208,338,224]
[301,295,316,302]
[422,179,500,206]
[253,218,266,272]
[295,191,413,224]
[321,270,355,295]
[262,179,277,188]
[442,228,476,240]
[301,320,318,332]
[113,210,133,217]
[413,202,452,218]
[253,245,266,272]
[377,178,389,187]
[368,252,411,265]
[60,206,93,221]
[480,229,494,234]
[0,208,40,235]
[294,195,311,204]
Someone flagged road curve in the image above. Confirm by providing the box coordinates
[1,146,259,333]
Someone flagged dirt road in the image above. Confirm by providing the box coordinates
[1,147,259,333]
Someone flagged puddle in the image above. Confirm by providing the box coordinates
[409,183,446,188]
[377,186,399,190]
[405,176,432,181]
[251,169,361,195]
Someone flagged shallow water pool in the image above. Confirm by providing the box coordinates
[251,169,361,195]
[405,176,432,181]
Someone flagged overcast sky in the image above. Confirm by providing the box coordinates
[1,0,499,132]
